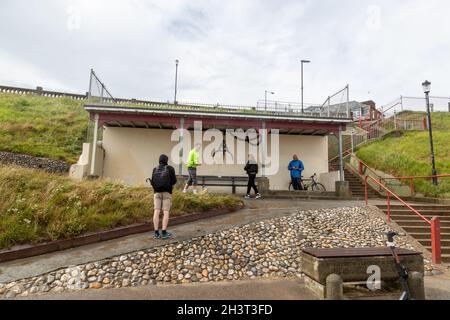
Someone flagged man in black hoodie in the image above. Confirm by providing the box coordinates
[151,154,177,239]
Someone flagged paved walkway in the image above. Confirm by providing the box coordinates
[16,271,450,300]
[18,278,317,300]
[0,199,365,283]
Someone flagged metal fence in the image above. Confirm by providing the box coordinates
[316,85,350,118]
[87,69,115,103]
[382,95,450,117]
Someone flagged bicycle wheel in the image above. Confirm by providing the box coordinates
[312,183,326,192]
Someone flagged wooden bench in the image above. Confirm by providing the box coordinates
[301,247,424,299]
[178,175,249,194]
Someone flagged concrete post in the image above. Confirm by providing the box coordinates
[326,274,344,300]
[90,113,99,176]
[179,117,185,175]
[408,272,425,300]
[338,125,345,181]
[260,122,267,177]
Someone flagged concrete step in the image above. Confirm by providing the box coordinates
[381,210,450,217]
[409,232,450,238]
[393,220,450,227]
[416,239,450,247]
[378,205,450,211]
[401,226,450,233]
[390,215,450,222]
[425,246,450,255]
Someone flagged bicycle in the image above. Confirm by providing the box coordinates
[288,173,326,192]
[386,231,410,300]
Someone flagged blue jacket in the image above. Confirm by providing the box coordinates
[288,160,304,178]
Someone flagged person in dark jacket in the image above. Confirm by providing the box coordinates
[151,154,177,239]
[244,154,261,199]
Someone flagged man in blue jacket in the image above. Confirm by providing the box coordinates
[288,154,304,190]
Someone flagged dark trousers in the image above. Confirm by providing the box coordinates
[247,174,259,195]
[291,177,302,190]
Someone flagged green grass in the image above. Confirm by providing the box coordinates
[0,165,244,250]
[356,112,450,198]
[0,93,88,164]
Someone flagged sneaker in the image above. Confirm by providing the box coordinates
[161,231,173,240]
[154,231,161,239]
[244,194,251,199]
[193,189,198,195]
[255,193,262,199]
[182,189,187,194]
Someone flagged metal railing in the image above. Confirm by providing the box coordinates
[364,176,442,264]
[380,174,450,198]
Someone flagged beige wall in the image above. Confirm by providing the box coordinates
[101,127,329,191]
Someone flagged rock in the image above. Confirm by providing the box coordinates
[46,275,55,284]
[85,264,95,271]
[89,282,102,289]
[103,278,110,284]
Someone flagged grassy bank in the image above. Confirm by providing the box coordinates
[0,166,244,249]
[356,112,450,198]
[0,93,88,164]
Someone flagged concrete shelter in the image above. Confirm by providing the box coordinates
[70,103,353,193]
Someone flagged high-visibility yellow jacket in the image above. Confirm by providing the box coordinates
[186,149,199,168]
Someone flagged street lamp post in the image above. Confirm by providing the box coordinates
[422,80,438,185]
[265,90,274,111]
[174,59,179,104]
[301,59,311,114]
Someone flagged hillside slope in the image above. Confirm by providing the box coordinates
[356,112,450,198]
[0,93,88,164]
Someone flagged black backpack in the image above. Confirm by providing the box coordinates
[151,165,171,191]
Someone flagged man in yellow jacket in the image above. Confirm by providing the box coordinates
[183,143,201,194]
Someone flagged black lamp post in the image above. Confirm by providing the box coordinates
[422,80,438,185]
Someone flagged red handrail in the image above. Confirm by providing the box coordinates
[364,175,442,264]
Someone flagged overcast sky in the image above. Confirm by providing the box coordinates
[1,0,449,108]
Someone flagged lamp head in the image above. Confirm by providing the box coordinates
[422,80,431,94]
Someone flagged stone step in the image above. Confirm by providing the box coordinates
[442,255,450,263]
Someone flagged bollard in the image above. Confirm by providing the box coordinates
[326,274,344,300]
[408,272,425,300]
